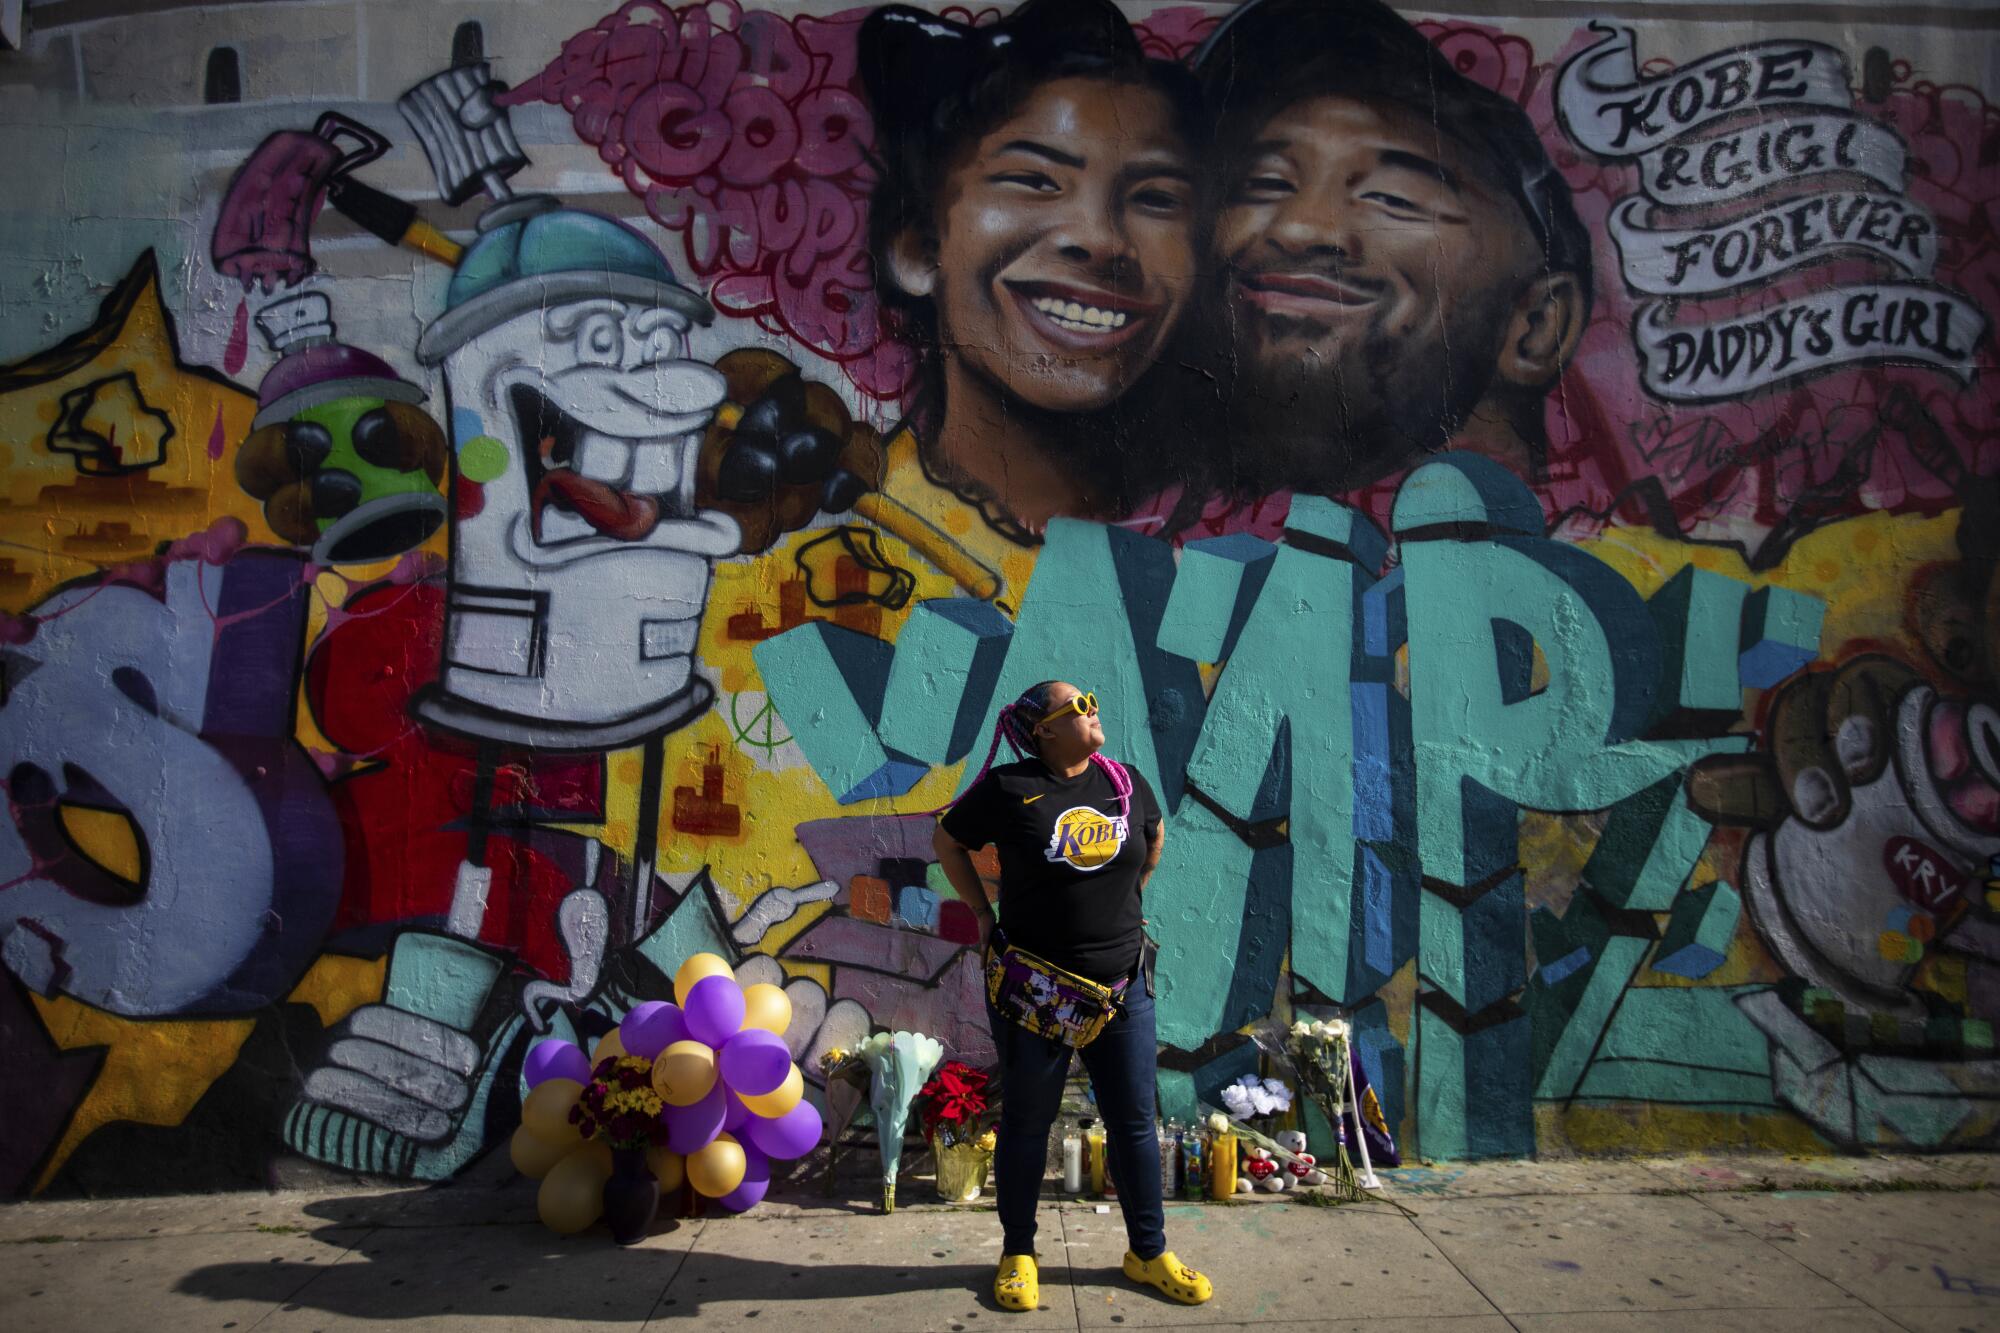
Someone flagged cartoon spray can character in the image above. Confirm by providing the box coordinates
[236,292,448,563]
[409,198,738,750]
[281,67,743,1182]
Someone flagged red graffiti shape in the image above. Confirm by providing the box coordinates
[304,580,604,980]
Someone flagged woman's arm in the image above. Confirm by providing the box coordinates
[1139,823,1163,893]
[932,822,997,950]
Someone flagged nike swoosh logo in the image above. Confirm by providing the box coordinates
[1022,794,1045,805]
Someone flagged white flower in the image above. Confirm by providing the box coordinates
[1221,1085,1253,1117]
[1323,1018,1351,1039]
[1289,1020,1313,1038]
[1206,1112,1230,1134]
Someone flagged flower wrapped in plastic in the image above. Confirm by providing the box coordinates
[857,1030,943,1212]
[1219,1072,1293,1126]
[918,1059,993,1203]
[1246,1013,1400,1198]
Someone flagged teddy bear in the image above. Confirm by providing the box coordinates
[1243,1146,1289,1192]
[1276,1130,1327,1186]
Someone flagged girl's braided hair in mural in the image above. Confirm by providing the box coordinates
[942,681,1133,824]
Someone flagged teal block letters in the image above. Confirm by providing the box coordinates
[1156,532,1276,663]
[1739,585,1825,688]
[1649,566,1750,717]
[754,623,927,803]
[1416,997,1533,1158]
[878,597,1014,764]
[959,518,1206,811]
[1655,880,1742,978]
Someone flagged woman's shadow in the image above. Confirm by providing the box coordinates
[170,1190,1070,1322]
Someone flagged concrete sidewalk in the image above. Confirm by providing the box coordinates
[3,1151,1997,1332]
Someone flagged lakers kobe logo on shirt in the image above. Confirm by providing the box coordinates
[1044,806,1129,871]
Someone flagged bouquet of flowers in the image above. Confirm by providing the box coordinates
[916,1058,995,1203]
[1220,1072,1293,1130]
[571,1055,669,1150]
[917,1060,992,1148]
[858,1030,943,1212]
[1281,1016,1401,1185]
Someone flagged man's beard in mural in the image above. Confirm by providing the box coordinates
[1216,267,1515,498]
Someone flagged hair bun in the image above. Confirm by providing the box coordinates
[858,7,982,137]
[860,0,1146,140]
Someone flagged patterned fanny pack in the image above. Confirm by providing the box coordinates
[984,929,1133,1049]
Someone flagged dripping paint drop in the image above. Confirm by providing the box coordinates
[223,299,250,375]
[208,404,227,460]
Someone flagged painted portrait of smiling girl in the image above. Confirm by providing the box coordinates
[860,0,1204,540]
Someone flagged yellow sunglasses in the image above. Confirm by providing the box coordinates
[1039,691,1099,724]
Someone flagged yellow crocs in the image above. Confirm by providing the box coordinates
[1123,1250,1214,1305]
[994,1253,1038,1312]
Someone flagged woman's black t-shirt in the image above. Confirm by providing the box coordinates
[939,758,1161,983]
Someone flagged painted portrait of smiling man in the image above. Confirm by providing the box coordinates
[1193,0,1594,501]
[860,0,1205,539]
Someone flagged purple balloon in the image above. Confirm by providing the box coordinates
[715,1146,772,1213]
[743,1098,824,1161]
[664,1082,729,1155]
[719,1028,791,1097]
[683,975,747,1047]
[620,1001,688,1059]
[722,1092,751,1133]
[523,1039,591,1089]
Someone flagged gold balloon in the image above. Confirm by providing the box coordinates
[591,1029,626,1065]
[537,1144,610,1234]
[737,1062,803,1119]
[687,1132,747,1198]
[646,1145,686,1193]
[674,952,735,1006]
[509,1124,574,1180]
[741,983,793,1036]
[652,1039,719,1107]
[521,1077,584,1143]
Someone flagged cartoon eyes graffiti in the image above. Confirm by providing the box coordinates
[236,398,448,561]
[575,310,624,366]
[549,303,690,370]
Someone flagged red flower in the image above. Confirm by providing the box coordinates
[918,1061,992,1138]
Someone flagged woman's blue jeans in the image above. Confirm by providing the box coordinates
[987,964,1166,1261]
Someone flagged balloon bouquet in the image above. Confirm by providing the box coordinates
[510,953,825,1240]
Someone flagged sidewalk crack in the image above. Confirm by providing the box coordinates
[1405,1211,1521,1331]
[639,1218,706,1329]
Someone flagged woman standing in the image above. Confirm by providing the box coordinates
[933,681,1213,1312]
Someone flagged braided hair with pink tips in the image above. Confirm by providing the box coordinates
[945,680,1132,823]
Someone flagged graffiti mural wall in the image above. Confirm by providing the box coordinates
[0,0,1995,1192]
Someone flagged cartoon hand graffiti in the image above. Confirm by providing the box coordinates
[1693,471,2000,1028]
[1694,657,2000,1019]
